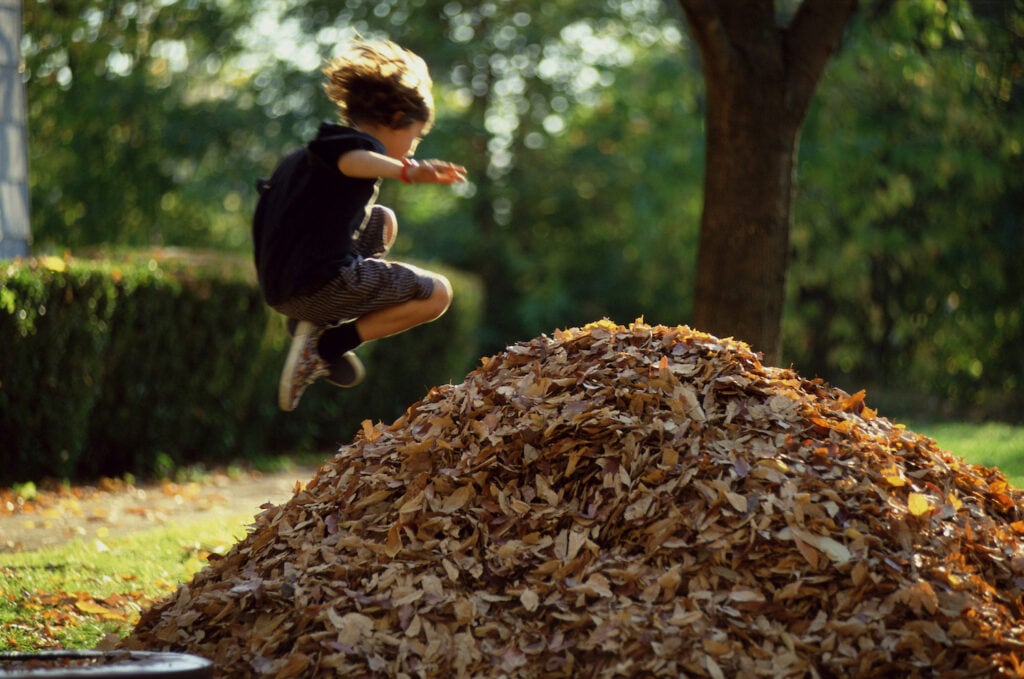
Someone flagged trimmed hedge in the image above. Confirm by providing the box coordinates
[0,249,484,485]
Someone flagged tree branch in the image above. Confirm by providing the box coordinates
[676,0,732,85]
[783,0,859,120]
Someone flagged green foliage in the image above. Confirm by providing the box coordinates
[0,251,484,485]
[22,0,262,250]
[788,0,1024,420]
[0,257,117,479]
[502,49,704,339]
[81,251,269,478]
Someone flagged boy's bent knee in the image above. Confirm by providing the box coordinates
[427,274,452,317]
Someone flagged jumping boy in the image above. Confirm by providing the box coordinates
[253,39,466,411]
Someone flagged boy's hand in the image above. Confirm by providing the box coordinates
[406,159,467,184]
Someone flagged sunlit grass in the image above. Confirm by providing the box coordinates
[0,512,256,651]
[910,421,1024,488]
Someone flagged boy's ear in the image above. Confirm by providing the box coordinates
[390,110,411,128]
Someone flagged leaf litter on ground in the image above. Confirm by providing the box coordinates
[122,319,1024,677]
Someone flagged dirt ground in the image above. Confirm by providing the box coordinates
[0,463,323,553]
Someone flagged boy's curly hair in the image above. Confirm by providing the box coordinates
[323,40,435,132]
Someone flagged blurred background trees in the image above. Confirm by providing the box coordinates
[789,0,1023,419]
[21,0,1023,421]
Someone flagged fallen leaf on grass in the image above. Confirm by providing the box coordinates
[74,599,129,622]
[2,588,167,646]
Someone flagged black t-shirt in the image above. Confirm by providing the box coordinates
[252,123,384,305]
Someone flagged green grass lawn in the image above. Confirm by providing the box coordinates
[910,421,1024,487]
[1,422,1022,653]
[0,512,255,651]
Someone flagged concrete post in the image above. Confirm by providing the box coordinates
[0,0,30,259]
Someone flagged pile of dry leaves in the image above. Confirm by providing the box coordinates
[123,320,1024,677]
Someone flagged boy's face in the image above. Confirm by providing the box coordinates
[379,121,427,159]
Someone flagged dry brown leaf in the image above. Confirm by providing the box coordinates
[384,522,403,557]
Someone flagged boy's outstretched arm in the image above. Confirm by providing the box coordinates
[338,150,466,184]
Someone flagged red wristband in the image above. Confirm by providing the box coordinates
[400,158,415,184]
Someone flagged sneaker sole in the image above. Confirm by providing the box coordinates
[278,321,316,411]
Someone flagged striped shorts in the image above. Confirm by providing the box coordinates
[272,206,436,326]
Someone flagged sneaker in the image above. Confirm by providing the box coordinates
[326,351,366,388]
[285,318,365,388]
[278,321,329,411]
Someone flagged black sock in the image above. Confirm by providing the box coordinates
[318,322,362,363]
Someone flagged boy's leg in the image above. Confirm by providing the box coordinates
[353,272,452,341]
[317,322,365,388]
[274,257,447,403]
[278,321,330,412]
[324,351,365,388]
[287,318,365,388]
[305,204,396,386]
[294,259,447,344]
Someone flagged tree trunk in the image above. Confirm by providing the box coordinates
[678,0,856,365]
[694,48,799,364]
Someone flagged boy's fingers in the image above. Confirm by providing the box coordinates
[413,159,466,183]
[424,160,466,172]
